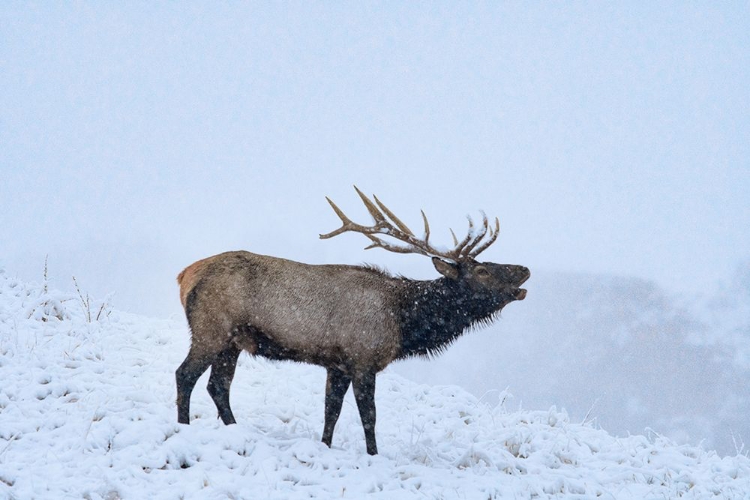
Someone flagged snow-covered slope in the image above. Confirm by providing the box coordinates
[1,269,749,499]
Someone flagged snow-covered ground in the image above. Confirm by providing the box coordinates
[2,268,750,499]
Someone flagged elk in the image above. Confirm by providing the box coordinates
[175,187,529,455]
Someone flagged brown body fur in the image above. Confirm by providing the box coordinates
[180,251,402,371]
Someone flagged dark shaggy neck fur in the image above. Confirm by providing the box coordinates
[397,277,503,359]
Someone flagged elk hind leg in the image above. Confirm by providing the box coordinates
[176,344,215,424]
[207,345,241,425]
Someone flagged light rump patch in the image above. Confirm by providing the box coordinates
[176,255,223,308]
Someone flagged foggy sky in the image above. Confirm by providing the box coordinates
[2,2,749,317]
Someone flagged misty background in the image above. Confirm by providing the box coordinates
[2,3,749,454]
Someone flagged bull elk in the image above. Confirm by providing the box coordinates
[175,187,529,455]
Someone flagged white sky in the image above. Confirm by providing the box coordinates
[2,3,748,317]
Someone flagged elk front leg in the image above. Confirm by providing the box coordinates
[352,371,377,455]
[322,367,351,448]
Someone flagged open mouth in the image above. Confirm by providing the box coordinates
[512,271,530,300]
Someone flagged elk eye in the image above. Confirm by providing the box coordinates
[476,267,490,277]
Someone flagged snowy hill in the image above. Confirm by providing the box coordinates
[1,269,750,499]
[395,267,750,456]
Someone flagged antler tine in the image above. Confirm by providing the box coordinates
[363,234,429,255]
[421,210,430,245]
[373,194,414,236]
[469,216,501,258]
[461,212,490,257]
[319,197,359,239]
[354,186,387,225]
[449,216,475,259]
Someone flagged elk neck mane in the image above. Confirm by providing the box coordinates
[396,276,501,359]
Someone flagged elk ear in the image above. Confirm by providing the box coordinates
[432,257,459,280]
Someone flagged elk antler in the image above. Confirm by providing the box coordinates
[320,186,500,261]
